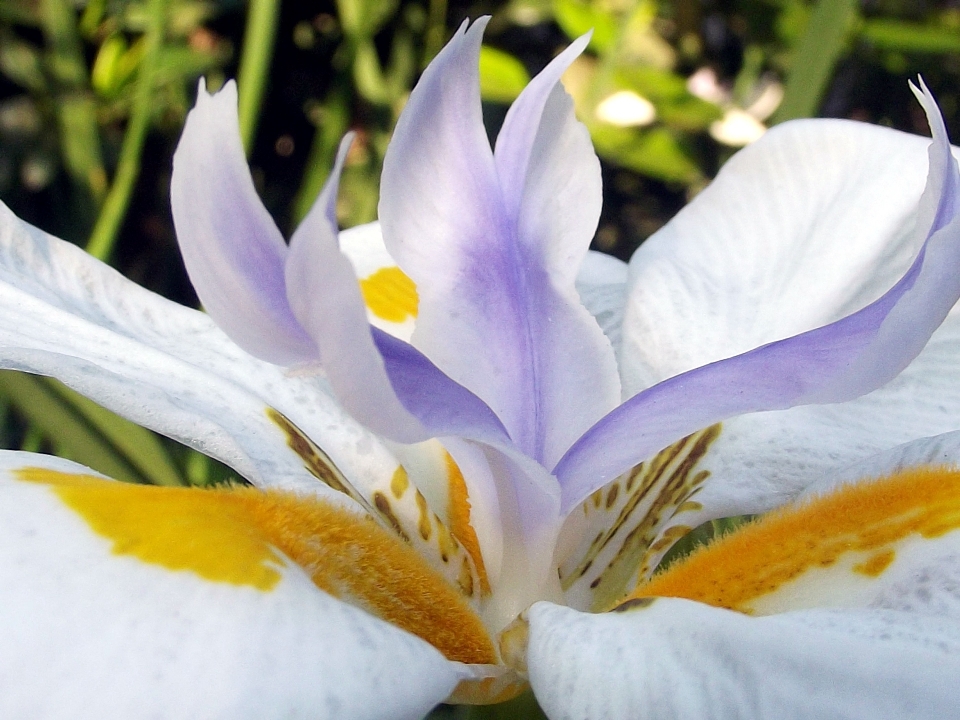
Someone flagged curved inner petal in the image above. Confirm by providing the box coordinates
[286,137,428,443]
[556,85,960,513]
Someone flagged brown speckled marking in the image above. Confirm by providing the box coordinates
[269,408,411,541]
[605,482,620,510]
[558,425,721,612]
[267,408,482,600]
[436,521,460,564]
[458,556,475,596]
[268,408,355,499]
[373,491,410,542]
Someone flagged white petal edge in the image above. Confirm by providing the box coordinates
[527,599,960,720]
[621,118,943,396]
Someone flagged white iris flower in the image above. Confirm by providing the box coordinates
[2,17,960,719]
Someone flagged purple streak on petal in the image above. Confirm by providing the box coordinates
[380,21,529,442]
[555,84,960,514]
[381,21,616,466]
[171,80,315,365]
[490,32,620,467]
[286,136,428,443]
[286,137,510,447]
[371,328,511,444]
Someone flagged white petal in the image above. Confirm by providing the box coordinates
[621,118,939,395]
[575,251,628,356]
[527,599,960,720]
[689,303,960,519]
[0,453,462,719]
[0,201,402,505]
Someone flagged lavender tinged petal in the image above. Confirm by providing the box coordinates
[285,137,427,443]
[555,87,960,514]
[171,80,315,366]
[371,329,510,444]
[491,34,621,466]
[286,138,510,446]
[380,21,526,440]
[381,20,616,465]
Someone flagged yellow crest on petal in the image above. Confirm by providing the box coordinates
[18,468,285,591]
[627,466,960,614]
[19,467,497,665]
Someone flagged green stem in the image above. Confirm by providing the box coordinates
[85,0,166,262]
[237,0,281,155]
[293,86,350,223]
[772,0,860,123]
[41,0,107,211]
[421,0,448,69]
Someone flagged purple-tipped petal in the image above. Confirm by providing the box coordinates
[555,85,960,514]
[381,20,617,466]
[171,80,314,365]
[285,137,427,443]
[286,139,511,447]
[371,329,510,444]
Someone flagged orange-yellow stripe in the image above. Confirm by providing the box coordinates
[19,468,496,665]
[444,451,491,596]
[627,466,960,613]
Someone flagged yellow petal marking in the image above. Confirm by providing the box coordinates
[359,266,419,322]
[626,466,960,614]
[18,468,497,664]
[444,451,491,596]
[19,468,285,591]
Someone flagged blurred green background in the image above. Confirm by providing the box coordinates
[0,0,957,714]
